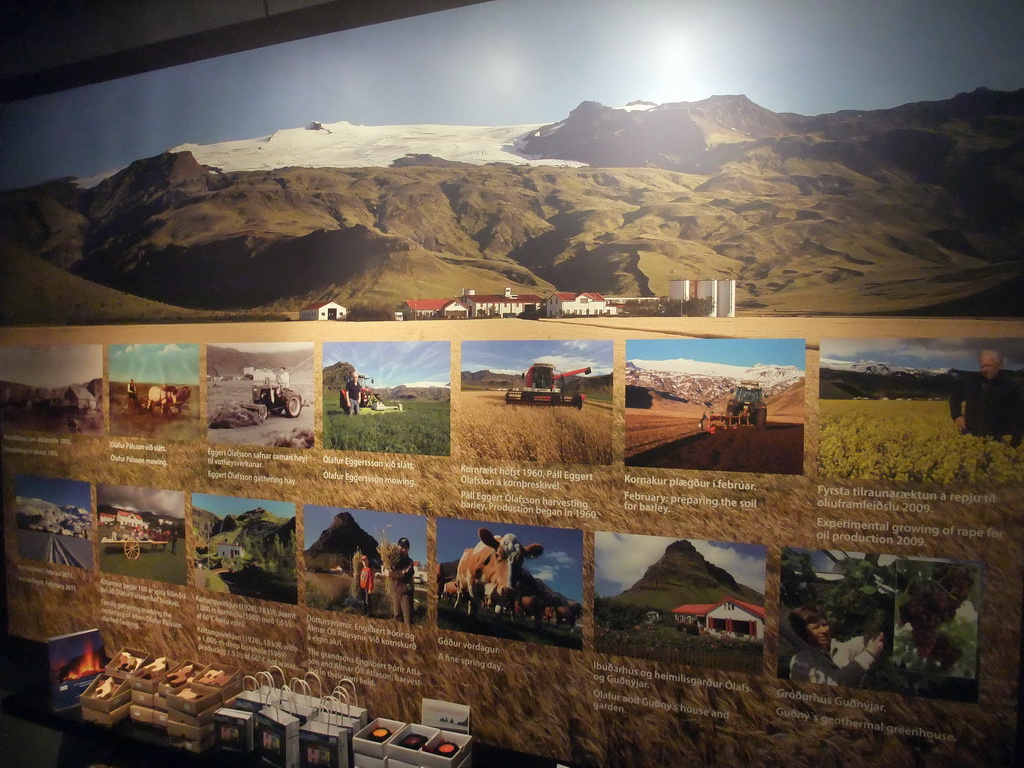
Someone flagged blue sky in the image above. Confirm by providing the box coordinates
[323,341,450,388]
[2,0,1023,188]
[16,475,92,509]
[461,339,613,376]
[108,343,200,384]
[820,337,1024,371]
[191,493,295,520]
[436,517,583,603]
[627,338,806,370]
[595,532,766,598]
[302,505,427,566]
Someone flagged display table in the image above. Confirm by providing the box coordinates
[1,688,563,768]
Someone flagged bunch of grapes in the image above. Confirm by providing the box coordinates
[898,567,973,668]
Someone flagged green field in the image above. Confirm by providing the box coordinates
[323,389,450,455]
[819,399,1023,485]
[100,543,188,585]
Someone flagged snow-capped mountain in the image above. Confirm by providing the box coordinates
[819,358,951,376]
[168,120,587,176]
[16,497,91,537]
[626,358,802,405]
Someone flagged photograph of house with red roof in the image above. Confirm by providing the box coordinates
[594,532,766,673]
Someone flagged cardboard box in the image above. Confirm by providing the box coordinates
[130,704,156,725]
[192,664,243,702]
[168,702,219,727]
[81,699,131,726]
[167,719,215,742]
[353,718,405,760]
[159,660,201,698]
[128,656,174,693]
[169,731,216,753]
[166,683,223,716]
[105,647,150,679]
[80,675,131,713]
[132,689,155,707]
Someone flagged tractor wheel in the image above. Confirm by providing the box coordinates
[572,394,584,410]
[754,409,767,429]
[284,394,302,418]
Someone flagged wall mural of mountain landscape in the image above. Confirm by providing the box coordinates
[2,89,1023,324]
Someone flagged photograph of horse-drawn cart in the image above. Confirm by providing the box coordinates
[108,343,200,441]
[97,484,187,585]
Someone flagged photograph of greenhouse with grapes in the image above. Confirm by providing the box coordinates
[779,548,982,702]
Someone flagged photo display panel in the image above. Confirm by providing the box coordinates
[1,1,1023,765]
[1,321,1020,767]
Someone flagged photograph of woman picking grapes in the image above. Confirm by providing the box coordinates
[779,548,982,701]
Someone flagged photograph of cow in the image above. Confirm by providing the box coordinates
[437,518,583,648]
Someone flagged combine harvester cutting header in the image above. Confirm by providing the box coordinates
[505,362,592,410]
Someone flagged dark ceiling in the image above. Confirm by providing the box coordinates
[0,0,491,103]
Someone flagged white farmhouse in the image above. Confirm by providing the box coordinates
[671,597,764,639]
[545,292,617,317]
[217,543,245,559]
[299,301,347,321]
[402,298,470,320]
[116,510,148,530]
[461,287,543,318]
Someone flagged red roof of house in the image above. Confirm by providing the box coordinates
[672,597,765,619]
[299,301,338,311]
[405,299,451,311]
[550,292,607,302]
[672,603,716,616]
[466,293,544,304]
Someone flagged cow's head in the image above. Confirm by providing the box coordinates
[477,528,544,601]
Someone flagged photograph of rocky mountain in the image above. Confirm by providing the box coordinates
[14,475,94,569]
[818,338,1024,484]
[625,338,805,473]
[594,533,766,672]
[1,0,1022,324]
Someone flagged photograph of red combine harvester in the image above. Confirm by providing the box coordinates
[459,339,614,465]
[625,338,806,474]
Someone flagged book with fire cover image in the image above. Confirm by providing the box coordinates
[47,628,106,710]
